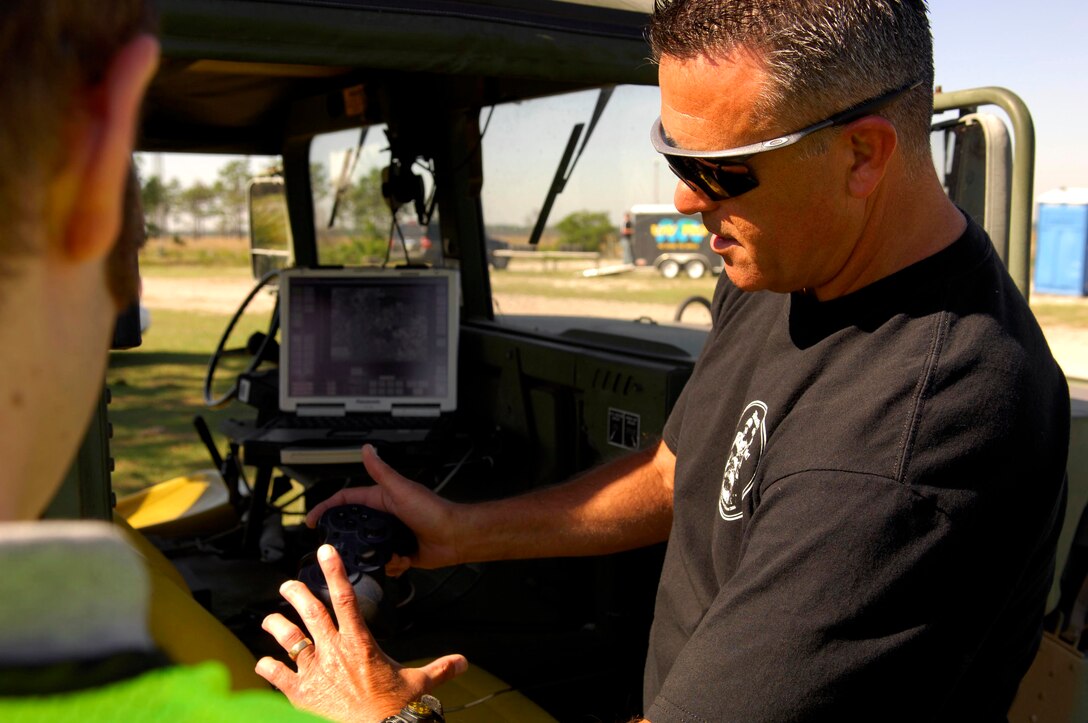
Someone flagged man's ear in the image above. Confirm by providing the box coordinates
[62,34,160,263]
[842,115,898,199]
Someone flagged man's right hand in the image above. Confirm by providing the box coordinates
[306,444,464,575]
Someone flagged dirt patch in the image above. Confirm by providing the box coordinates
[142,275,275,315]
[1041,325,1088,380]
[491,293,683,322]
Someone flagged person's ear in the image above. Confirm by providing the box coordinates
[62,34,159,263]
[841,115,898,199]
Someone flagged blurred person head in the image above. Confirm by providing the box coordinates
[0,0,159,520]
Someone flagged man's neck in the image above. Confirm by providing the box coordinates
[0,258,113,520]
[812,172,967,301]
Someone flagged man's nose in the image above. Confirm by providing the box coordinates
[673,179,718,216]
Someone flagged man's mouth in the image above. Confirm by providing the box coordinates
[710,234,738,252]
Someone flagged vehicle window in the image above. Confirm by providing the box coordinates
[310,126,441,267]
[480,85,717,327]
[114,152,281,495]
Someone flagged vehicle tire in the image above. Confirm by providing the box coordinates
[684,258,707,279]
[658,259,681,279]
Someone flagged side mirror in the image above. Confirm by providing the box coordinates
[248,177,293,281]
[932,113,1012,264]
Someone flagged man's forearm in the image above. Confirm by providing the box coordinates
[457,440,675,563]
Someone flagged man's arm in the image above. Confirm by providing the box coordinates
[307,441,675,571]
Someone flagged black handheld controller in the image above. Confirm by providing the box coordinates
[298,504,418,615]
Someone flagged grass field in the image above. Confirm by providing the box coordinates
[108,308,268,495]
[142,234,252,268]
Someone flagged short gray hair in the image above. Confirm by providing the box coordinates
[647,0,934,172]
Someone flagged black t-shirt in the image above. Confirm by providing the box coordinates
[645,218,1069,722]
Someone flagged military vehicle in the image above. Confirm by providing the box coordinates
[43,0,1087,720]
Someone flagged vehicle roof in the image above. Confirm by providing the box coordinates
[144,0,658,154]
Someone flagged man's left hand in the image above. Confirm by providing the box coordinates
[256,544,467,722]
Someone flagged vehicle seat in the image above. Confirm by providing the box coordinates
[114,468,237,538]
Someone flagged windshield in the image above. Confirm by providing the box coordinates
[479,84,717,328]
[310,126,443,268]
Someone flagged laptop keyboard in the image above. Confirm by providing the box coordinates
[263,414,435,431]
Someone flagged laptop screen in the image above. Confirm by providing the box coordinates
[278,268,459,414]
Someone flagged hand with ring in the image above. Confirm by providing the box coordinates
[288,637,313,662]
[256,543,468,721]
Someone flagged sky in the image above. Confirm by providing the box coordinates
[928,0,1088,194]
[148,0,1088,224]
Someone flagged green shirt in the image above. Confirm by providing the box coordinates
[0,661,323,722]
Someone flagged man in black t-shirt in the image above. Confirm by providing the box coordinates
[644,215,1068,721]
[276,1,1069,721]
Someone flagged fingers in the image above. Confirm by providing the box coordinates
[255,655,297,694]
[305,488,356,527]
[386,553,412,578]
[277,580,337,645]
[261,612,316,666]
[317,544,366,634]
[306,445,407,528]
[361,444,409,496]
[410,654,469,691]
[305,455,389,527]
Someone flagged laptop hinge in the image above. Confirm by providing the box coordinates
[297,404,347,417]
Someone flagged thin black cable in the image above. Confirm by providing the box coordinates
[443,669,612,714]
[393,218,411,265]
[448,106,495,175]
[382,216,394,268]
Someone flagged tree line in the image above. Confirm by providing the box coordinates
[138,156,619,252]
[137,158,258,237]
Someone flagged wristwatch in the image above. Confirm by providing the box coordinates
[380,695,445,723]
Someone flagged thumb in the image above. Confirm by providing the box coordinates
[413,654,469,691]
[362,444,415,501]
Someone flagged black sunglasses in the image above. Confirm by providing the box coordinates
[650,80,923,201]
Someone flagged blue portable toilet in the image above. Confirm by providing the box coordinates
[1034,188,1088,296]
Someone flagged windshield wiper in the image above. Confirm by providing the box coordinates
[528,86,614,245]
[327,126,368,229]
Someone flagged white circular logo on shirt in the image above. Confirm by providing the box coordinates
[719,400,768,521]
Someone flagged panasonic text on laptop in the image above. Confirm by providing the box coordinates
[278,267,459,419]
